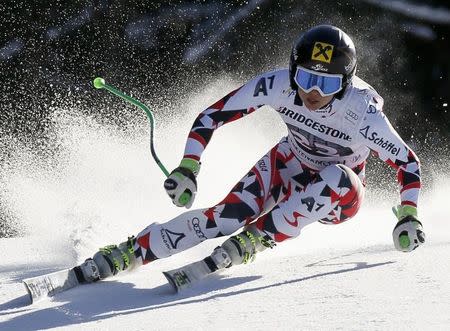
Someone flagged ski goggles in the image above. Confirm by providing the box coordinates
[294,66,343,97]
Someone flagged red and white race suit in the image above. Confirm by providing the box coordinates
[133,69,421,263]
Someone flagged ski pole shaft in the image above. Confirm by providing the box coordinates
[93,77,170,177]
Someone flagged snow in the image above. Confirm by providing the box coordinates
[1,79,449,330]
[402,23,436,41]
[0,39,24,61]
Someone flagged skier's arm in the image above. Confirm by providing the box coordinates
[165,72,279,208]
[360,99,424,251]
[360,104,421,208]
[183,74,278,161]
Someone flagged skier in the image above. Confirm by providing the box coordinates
[78,25,425,283]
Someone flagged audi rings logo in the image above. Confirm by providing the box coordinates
[191,217,207,240]
[345,109,359,121]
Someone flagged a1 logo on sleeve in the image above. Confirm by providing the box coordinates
[253,75,275,97]
[312,42,334,63]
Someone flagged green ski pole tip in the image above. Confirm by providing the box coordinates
[93,77,105,89]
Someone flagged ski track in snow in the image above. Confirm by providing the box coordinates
[1,81,449,330]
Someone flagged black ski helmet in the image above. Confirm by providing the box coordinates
[289,25,357,96]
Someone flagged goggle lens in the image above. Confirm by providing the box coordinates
[295,67,343,96]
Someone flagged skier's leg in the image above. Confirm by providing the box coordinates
[161,167,364,289]
[82,140,295,280]
[133,139,297,263]
[254,163,365,243]
[159,162,364,271]
[83,162,363,280]
[215,163,365,268]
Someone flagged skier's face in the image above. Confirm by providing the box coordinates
[298,89,334,111]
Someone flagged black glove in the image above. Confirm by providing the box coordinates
[392,205,425,252]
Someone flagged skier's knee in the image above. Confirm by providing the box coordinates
[319,164,361,189]
[318,164,364,224]
[212,203,259,236]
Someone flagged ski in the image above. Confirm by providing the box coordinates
[23,268,81,304]
[23,247,232,302]
[23,259,98,304]
[163,247,232,292]
[163,257,219,292]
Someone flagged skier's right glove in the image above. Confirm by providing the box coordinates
[164,158,200,208]
[392,205,425,252]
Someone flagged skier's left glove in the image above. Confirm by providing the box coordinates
[392,205,425,252]
[164,158,200,208]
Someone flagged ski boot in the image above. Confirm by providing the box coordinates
[163,225,276,292]
[215,225,276,268]
[75,236,138,282]
[73,258,101,283]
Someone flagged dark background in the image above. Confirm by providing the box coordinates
[1,0,449,236]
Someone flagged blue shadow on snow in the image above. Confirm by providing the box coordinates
[0,260,394,330]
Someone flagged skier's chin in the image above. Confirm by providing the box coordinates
[298,90,333,111]
[304,102,321,111]
[303,98,325,111]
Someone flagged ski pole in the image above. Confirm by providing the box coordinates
[92,77,170,177]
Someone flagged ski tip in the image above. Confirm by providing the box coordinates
[22,268,80,304]
[162,271,179,293]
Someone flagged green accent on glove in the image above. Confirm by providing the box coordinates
[180,158,201,175]
[392,205,418,221]
[173,172,186,180]
[179,192,192,206]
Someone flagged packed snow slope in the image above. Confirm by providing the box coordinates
[1,79,449,330]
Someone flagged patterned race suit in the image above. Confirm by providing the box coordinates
[134,69,420,263]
